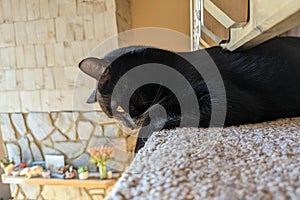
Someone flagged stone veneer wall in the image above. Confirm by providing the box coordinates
[0,0,131,112]
[0,112,136,169]
[0,0,133,199]
[1,111,136,200]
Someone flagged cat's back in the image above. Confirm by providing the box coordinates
[205,37,300,124]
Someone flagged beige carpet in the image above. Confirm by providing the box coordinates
[106,118,300,200]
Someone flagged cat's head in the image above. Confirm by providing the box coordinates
[79,46,210,133]
[79,46,169,131]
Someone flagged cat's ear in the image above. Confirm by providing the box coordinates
[86,89,98,104]
[79,57,110,80]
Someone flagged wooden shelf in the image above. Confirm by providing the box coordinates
[1,174,117,188]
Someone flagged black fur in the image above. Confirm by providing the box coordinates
[79,37,300,153]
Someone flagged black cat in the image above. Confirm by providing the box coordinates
[79,37,300,153]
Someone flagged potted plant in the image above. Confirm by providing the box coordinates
[88,146,114,179]
[0,156,15,176]
[77,166,89,180]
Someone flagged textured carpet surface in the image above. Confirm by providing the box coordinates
[106,118,300,200]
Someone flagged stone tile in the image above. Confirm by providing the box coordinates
[103,11,117,37]
[51,112,58,121]
[11,113,26,136]
[83,111,111,123]
[45,44,55,67]
[10,184,19,197]
[71,41,84,64]
[0,23,15,48]
[46,90,63,111]
[43,139,53,147]
[43,68,55,89]
[54,112,74,133]
[22,69,35,90]
[34,69,44,89]
[105,0,116,10]
[77,121,94,140]
[14,22,27,45]
[51,130,68,142]
[89,188,105,195]
[41,186,90,200]
[26,0,40,20]
[6,143,21,164]
[92,195,104,200]
[107,160,124,172]
[54,43,66,67]
[64,125,77,140]
[70,153,95,170]
[0,93,7,112]
[27,113,54,141]
[24,45,36,67]
[35,45,47,67]
[93,13,105,42]
[0,114,16,141]
[0,71,5,91]
[59,90,75,111]
[47,19,56,43]
[64,42,74,66]
[15,46,25,68]
[20,91,33,112]
[54,142,86,159]
[94,125,103,136]
[88,136,107,148]
[52,68,67,89]
[5,70,16,90]
[36,20,48,44]
[55,17,67,42]
[5,91,21,113]
[58,0,76,17]
[0,48,10,67]
[103,124,119,138]
[30,143,43,161]
[20,185,40,199]
[8,47,16,68]
[72,16,84,41]
[83,14,94,40]
[48,0,59,18]
[40,90,51,112]
[26,21,37,44]
[42,145,61,155]
[18,137,33,163]
[31,91,42,112]
[63,67,77,88]
[27,134,34,142]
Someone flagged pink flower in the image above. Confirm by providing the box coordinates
[87,146,114,166]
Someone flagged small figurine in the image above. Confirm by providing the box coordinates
[0,157,15,176]
[42,170,51,179]
[20,166,43,178]
[65,165,76,179]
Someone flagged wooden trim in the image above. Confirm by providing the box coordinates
[208,0,248,27]
[201,25,223,44]
[200,31,219,47]
[203,9,229,41]
[1,174,117,188]
[204,0,237,28]
[225,0,300,51]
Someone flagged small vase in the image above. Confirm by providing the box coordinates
[98,165,107,179]
[78,171,89,180]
